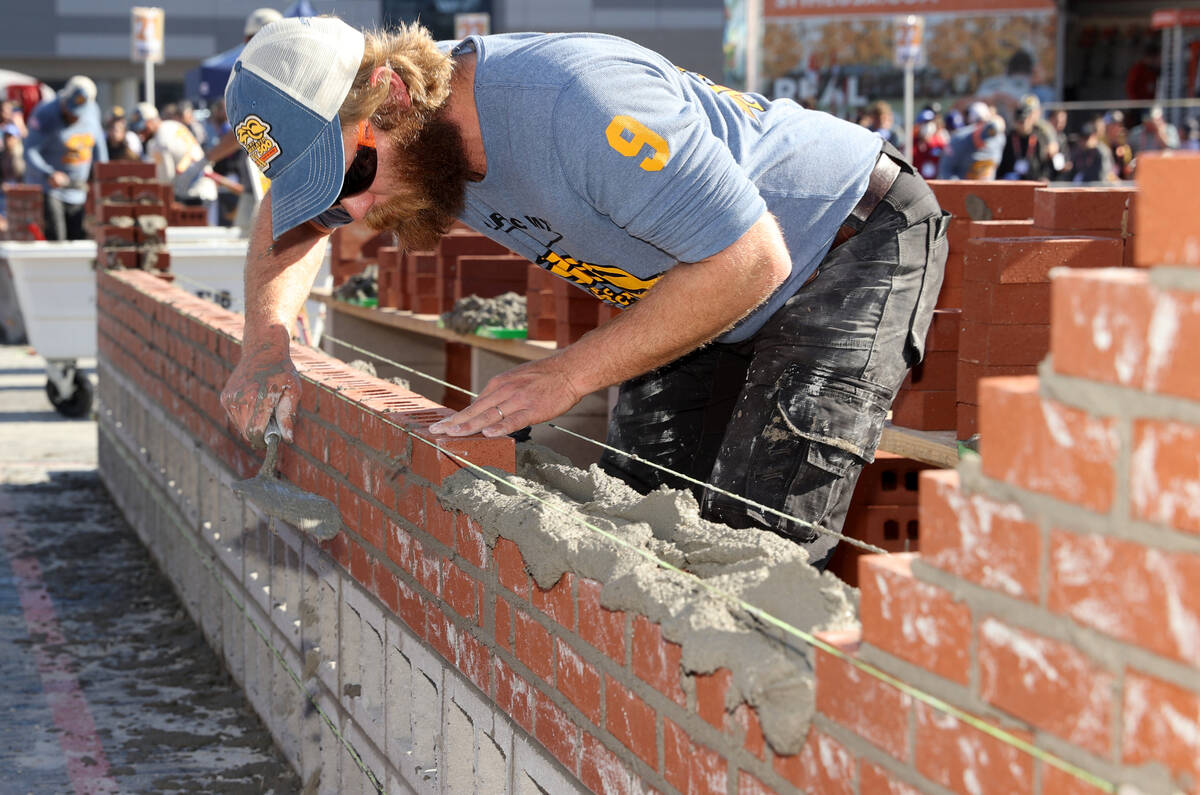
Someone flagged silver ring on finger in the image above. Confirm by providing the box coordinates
[495,405,504,421]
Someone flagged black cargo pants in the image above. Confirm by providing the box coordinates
[600,148,949,569]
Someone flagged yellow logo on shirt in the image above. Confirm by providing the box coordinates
[235,114,281,172]
[539,250,660,306]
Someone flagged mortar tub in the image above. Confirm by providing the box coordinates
[0,240,98,416]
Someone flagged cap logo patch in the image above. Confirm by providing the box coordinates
[236,114,281,172]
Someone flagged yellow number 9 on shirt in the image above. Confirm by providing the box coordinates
[605,115,669,172]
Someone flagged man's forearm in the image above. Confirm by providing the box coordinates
[243,192,330,344]
[553,212,792,395]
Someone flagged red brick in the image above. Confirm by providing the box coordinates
[955,360,1036,406]
[534,691,581,774]
[1133,151,1200,267]
[533,572,576,630]
[979,377,1118,513]
[578,579,626,664]
[1033,186,1136,232]
[851,452,931,506]
[395,577,424,633]
[890,388,956,431]
[919,470,1041,601]
[424,602,457,663]
[815,632,910,761]
[414,542,442,597]
[958,321,1049,366]
[443,560,480,622]
[455,517,487,569]
[556,638,602,726]
[914,701,1033,795]
[423,489,457,547]
[495,597,513,652]
[1131,420,1200,536]
[925,308,961,351]
[1121,670,1200,789]
[772,728,856,794]
[928,179,1044,221]
[903,350,957,391]
[694,669,732,730]
[1052,269,1200,399]
[664,719,727,795]
[409,429,515,485]
[605,675,657,769]
[1048,531,1200,667]
[860,763,924,795]
[494,657,534,732]
[513,609,554,681]
[729,703,766,761]
[963,279,1051,325]
[349,542,372,588]
[396,481,425,528]
[494,537,531,599]
[968,219,1038,239]
[963,236,1123,284]
[977,618,1114,755]
[456,630,490,693]
[386,522,417,574]
[373,560,399,612]
[632,616,686,707]
[581,734,635,795]
[859,554,971,685]
[736,771,775,795]
[1040,765,1111,795]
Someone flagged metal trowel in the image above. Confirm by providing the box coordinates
[233,415,343,541]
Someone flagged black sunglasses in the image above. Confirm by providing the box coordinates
[336,145,377,204]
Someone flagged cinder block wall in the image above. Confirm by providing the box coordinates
[94,153,1199,795]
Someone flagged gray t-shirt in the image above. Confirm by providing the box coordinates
[320,32,882,342]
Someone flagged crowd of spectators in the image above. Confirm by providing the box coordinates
[857,96,1197,185]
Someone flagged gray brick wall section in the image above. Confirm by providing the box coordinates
[96,358,588,795]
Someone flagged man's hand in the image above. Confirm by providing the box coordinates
[220,325,302,447]
[428,356,583,438]
[50,171,69,188]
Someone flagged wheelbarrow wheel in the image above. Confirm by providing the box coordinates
[46,371,93,419]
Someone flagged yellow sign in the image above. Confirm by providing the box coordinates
[131,7,165,64]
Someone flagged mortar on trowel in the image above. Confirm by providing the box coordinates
[234,416,342,541]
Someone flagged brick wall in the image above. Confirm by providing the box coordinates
[94,155,1199,794]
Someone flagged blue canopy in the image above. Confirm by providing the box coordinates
[184,1,319,104]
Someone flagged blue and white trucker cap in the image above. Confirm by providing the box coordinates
[225,17,365,239]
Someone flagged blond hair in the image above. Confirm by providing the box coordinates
[338,23,453,136]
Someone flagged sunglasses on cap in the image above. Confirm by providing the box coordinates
[336,120,377,205]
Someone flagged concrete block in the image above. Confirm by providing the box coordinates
[410,669,441,789]
[476,731,509,795]
[243,598,273,719]
[270,633,304,770]
[213,473,246,580]
[302,553,340,694]
[386,640,414,762]
[341,597,364,722]
[343,585,386,753]
[513,730,590,795]
[311,686,344,795]
[271,523,304,647]
[243,503,272,615]
[343,722,387,795]
[444,701,475,795]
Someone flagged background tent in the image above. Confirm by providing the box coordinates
[184,0,319,105]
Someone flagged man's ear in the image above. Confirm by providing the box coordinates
[370,66,412,111]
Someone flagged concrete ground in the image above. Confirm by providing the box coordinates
[0,344,302,794]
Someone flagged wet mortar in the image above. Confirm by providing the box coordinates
[439,443,859,756]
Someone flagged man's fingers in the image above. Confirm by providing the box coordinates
[275,393,296,443]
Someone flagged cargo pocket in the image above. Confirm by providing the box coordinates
[777,366,890,471]
[905,211,951,362]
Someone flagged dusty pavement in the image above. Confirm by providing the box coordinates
[0,344,302,794]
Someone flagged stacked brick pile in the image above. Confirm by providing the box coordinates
[328,220,395,286]
[2,184,44,240]
[826,452,933,587]
[91,161,174,271]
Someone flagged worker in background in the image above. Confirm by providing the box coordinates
[23,76,108,241]
[127,103,217,209]
[218,17,948,568]
[939,101,1005,180]
[203,7,284,231]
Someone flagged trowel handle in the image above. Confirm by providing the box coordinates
[265,414,283,446]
